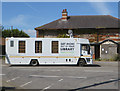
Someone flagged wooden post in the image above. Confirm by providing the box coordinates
[11,26,13,37]
[97,30,99,43]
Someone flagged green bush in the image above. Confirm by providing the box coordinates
[57,34,70,38]
[95,58,101,61]
[2,56,5,60]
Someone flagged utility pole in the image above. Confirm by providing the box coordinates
[96,27,100,43]
[97,31,99,43]
[118,17,120,55]
[11,26,13,30]
[11,26,13,37]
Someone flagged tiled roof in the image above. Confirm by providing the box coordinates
[35,15,119,30]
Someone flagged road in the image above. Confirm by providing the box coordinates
[0,59,119,90]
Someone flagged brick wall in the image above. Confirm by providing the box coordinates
[36,29,120,43]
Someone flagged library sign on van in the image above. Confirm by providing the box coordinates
[60,42,74,53]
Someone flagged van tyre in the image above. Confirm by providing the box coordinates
[30,60,39,66]
[78,59,86,67]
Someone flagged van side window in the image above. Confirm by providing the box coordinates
[19,41,25,53]
[81,44,90,54]
[35,41,42,53]
[10,41,14,47]
[52,41,59,53]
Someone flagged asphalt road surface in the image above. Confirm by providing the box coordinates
[0,59,119,91]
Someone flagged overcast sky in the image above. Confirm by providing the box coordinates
[2,2,118,37]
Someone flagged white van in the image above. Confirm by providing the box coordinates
[5,38,93,66]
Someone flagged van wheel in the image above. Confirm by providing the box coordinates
[30,60,39,66]
[78,59,86,67]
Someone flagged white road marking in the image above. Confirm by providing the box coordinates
[58,79,63,82]
[6,77,20,82]
[30,75,87,79]
[43,85,51,90]
[20,81,32,87]
[42,79,63,90]
[42,83,54,90]
[30,75,60,78]
[0,74,5,76]
[64,76,87,79]
[50,70,61,71]
[42,79,64,90]
[110,79,116,80]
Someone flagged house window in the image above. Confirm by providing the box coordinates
[35,41,42,53]
[52,41,59,53]
[10,41,14,47]
[19,41,25,53]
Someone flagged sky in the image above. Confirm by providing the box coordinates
[2,2,119,37]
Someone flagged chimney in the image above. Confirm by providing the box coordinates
[62,9,68,21]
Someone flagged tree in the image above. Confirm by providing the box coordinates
[2,29,30,38]
[57,34,70,38]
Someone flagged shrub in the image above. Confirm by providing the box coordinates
[95,58,101,61]
[57,34,70,38]
[2,56,5,60]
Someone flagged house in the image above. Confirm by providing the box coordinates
[35,9,120,60]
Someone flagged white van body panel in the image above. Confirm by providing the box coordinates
[5,38,92,65]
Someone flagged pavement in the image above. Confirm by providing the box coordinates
[94,61,118,67]
[0,59,119,91]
